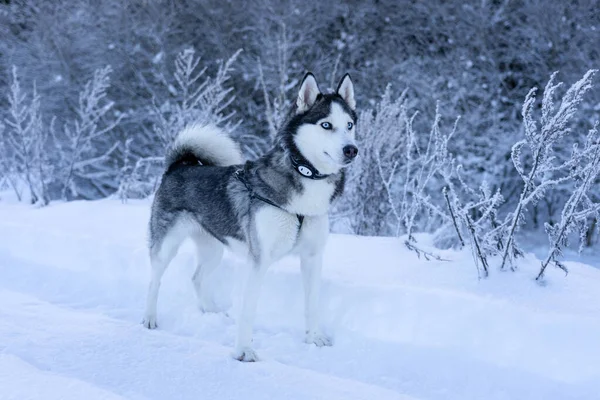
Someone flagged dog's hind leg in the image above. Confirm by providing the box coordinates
[142,224,185,329]
[190,233,224,313]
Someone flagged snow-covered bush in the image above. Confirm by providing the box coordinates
[441,174,504,278]
[433,113,505,277]
[333,86,408,236]
[55,66,122,200]
[1,66,123,203]
[397,103,457,244]
[336,88,457,252]
[3,67,51,205]
[0,122,18,200]
[537,123,600,281]
[500,70,598,270]
[439,71,599,277]
[151,48,240,151]
[116,139,163,202]
[118,48,240,200]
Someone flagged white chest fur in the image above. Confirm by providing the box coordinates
[285,179,335,217]
[253,207,300,263]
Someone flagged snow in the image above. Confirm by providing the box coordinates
[0,199,599,400]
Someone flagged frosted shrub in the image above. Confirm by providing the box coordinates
[56,66,122,200]
[334,86,408,236]
[336,87,455,259]
[118,48,240,200]
[537,123,600,281]
[444,71,599,277]
[3,67,51,205]
[151,48,241,150]
[442,174,504,278]
[500,70,597,270]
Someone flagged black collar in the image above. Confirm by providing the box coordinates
[290,154,330,180]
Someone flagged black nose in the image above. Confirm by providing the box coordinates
[343,145,358,160]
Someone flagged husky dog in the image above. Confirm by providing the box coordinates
[143,73,358,362]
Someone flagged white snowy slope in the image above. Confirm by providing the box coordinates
[0,199,599,400]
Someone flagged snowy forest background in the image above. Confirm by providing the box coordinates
[1,0,599,277]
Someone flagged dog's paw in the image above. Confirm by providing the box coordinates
[305,331,333,347]
[142,316,158,329]
[232,347,259,362]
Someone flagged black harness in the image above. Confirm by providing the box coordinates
[234,168,305,228]
[234,155,329,230]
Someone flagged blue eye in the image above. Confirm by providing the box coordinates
[321,122,332,130]
[347,122,354,130]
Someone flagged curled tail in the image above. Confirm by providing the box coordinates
[165,124,243,170]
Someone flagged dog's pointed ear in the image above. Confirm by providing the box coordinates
[336,73,356,110]
[296,72,321,113]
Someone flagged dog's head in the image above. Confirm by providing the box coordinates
[288,73,358,175]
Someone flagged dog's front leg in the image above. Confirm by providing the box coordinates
[233,263,267,362]
[301,250,332,347]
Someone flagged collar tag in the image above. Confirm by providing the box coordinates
[290,155,330,180]
[298,165,313,177]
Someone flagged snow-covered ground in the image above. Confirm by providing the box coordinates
[1,199,599,400]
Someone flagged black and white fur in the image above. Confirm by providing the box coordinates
[143,73,358,362]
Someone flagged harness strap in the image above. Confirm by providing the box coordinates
[234,169,305,229]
